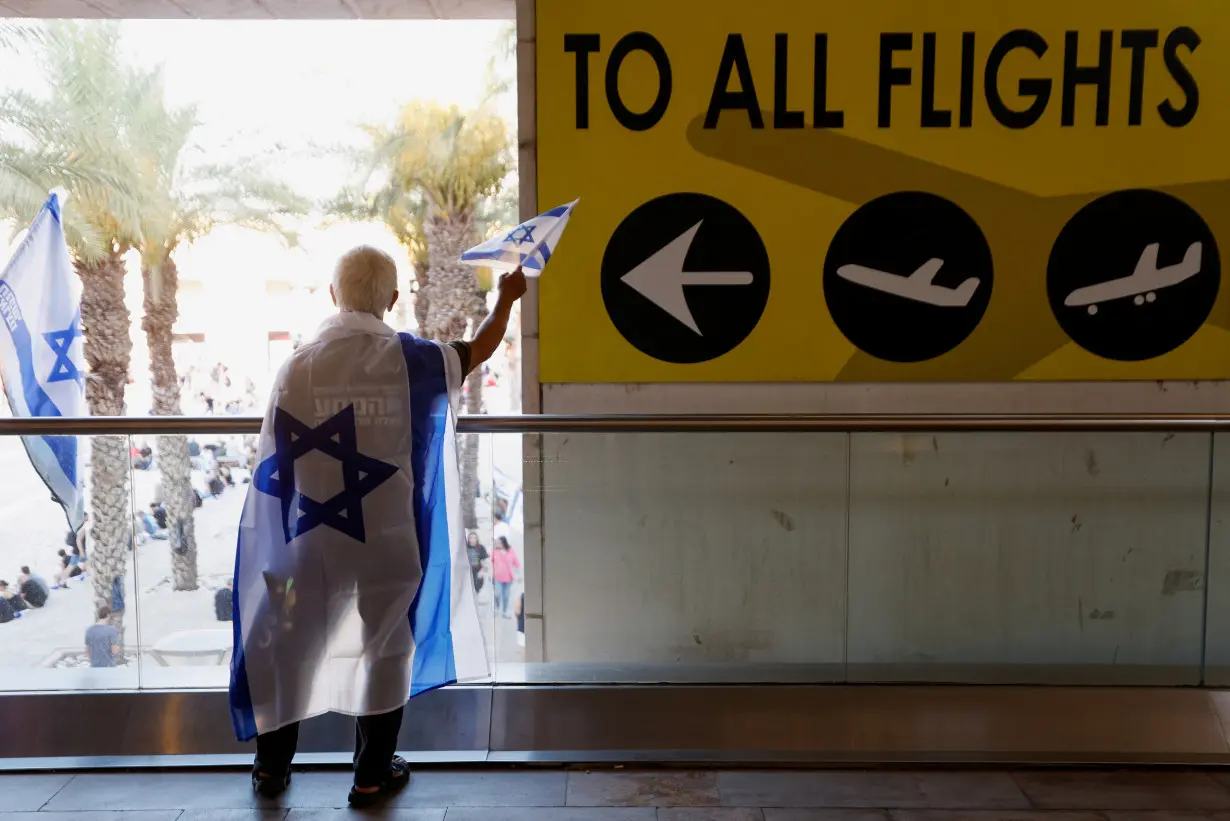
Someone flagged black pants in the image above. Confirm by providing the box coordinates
[253,706,404,788]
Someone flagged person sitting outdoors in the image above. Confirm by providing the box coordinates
[54,548,82,588]
[0,580,28,614]
[17,566,49,608]
[136,508,168,541]
[215,578,233,622]
[75,513,89,561]
[85,606,121,667]
[151,502,168,531]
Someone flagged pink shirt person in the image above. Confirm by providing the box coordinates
[492,538,520,583]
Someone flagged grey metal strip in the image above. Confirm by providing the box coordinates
[4,413,1230,435]
[0,688,490,761]
[3,684,1230,768]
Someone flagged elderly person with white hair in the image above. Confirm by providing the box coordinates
[228,246,525,807]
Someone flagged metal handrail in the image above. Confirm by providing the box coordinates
[1,413,1230,435]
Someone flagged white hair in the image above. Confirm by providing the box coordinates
[333,245,398,316]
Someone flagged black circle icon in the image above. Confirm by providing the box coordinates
[1047,190,1219,362]
[823,192,994,363]
[601,193,770,364]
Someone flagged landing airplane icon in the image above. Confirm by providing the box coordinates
[836,258,980,308]
[621,220,754,335]
[1064,241,1203,315]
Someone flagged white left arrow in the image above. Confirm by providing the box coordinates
[620,221,754,336]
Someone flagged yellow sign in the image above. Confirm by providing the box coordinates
[536,0,1230,382]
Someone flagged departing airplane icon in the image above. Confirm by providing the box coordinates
[1064,242,1203,315]
[836,258,980,308]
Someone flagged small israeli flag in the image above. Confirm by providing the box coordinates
[0,190,85,531]
[460,199,578,276]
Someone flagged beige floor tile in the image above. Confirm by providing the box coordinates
[40,772,347,811]
[763,812,892,821]
[658,810,765,821]
[0,815,182,821]
[441,810,656,821]
[720,772,1027,809]
[286,811,443,821]
[0,774,74,812]
[568,772,721,807]
[891,812,1107,821]
[1012,772,1230,810]
[1104,813,1230,821]
[383,770,567,807]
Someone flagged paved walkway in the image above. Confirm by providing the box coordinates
[6,768,1230,819]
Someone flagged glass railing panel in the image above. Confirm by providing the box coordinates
[0,433,140,690]
[131,428,499,692]
[845,431,1211,685]
[132,430,250,689]
[463,428,499,680]
[493,431,851,683]
[481,430,522,673]
[4,420,1218,692]
[1203,431,1230,684]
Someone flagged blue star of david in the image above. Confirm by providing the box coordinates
[505,225,536,245]
[43,310,82,388]
[253,405,398,544]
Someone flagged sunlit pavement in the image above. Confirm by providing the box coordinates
[0,390,527,678]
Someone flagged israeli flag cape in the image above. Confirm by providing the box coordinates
[229,311,487,741]
[0,190,84,532]
[460,199,578,275]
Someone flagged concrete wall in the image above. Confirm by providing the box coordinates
[538,432,848,679]
[532,403,1216,683]
[515,0,1224,683]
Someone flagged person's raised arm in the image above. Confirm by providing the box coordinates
[465,268,527,376]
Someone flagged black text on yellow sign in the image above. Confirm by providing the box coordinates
[564,28,1200,133]
[535,0,1230,384]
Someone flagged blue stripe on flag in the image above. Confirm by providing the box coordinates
[0,281,65,420]
[0,280,76,484]
[541,204,570,217]
[228,497,258,742]
[43,435,76,486]
[459,249,544,270]
[399,333,458,696]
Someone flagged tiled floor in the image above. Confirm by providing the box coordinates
[6,769,1230,820]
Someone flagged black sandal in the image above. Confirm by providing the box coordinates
[347,755,410,808]
[252,770,291,799]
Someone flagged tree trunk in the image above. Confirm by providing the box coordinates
[419,211,484,341]
[420,211,486,528]
[142,256,198,590]
[461,364,483,529]
[77,251,132,627]
[412,259,429,333]
[507,305,521,412]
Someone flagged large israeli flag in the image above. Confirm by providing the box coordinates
[0,190,84,532]
[229,311,487,740]
[460,199,578,275]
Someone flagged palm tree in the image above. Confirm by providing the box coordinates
[0,21,305,607]
[335,101,511,528]
[0,21,149,626]
[134,98,306,590]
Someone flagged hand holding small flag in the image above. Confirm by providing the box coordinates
[496,267,528,305]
